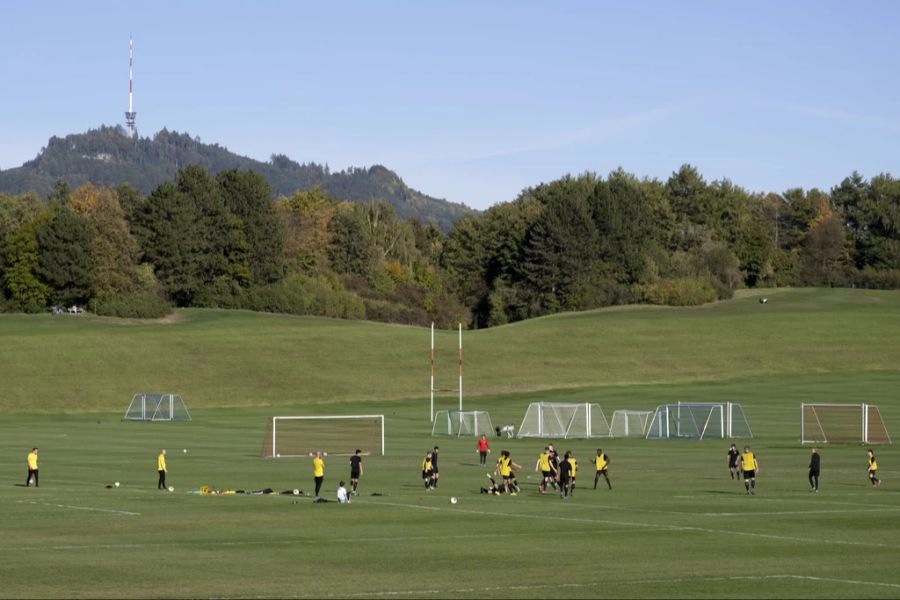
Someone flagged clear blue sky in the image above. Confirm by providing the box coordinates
[1,1,898,209]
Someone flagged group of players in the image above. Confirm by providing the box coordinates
[726,443,883,494]
[480,443,612,499]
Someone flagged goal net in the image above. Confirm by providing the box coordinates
[432,409,494,437]
[609,410,654,438]
[801,403,892,444]
[123,393,191,421]
[261,415,385,457]
[517,402,611,439]
[646,402,752,440]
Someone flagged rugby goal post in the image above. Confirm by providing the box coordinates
[645,402,751,440]
[801,403,891,444]
[517,402,611,439]
[609,410,654,438]
[261,415,385,457]
[432,409,494,437]
[123,393,191,421]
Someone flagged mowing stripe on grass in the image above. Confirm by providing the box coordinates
[16,500,140,516]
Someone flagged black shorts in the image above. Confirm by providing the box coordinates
[422,470,433,479]
[743,469,756,479]
[350,470,361,479]
[729,461,738,468]
[595,469,608,475]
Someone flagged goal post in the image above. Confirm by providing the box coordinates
[609,410,654,438]
[261,415,385,457]
[429,322,463,422]
[801,403,892,444]
[517,402,611,439]
[123,392,191,421]
[646,402,751,440]
[432,409,494,437]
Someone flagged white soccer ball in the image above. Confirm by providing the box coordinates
[183,449,187,453]
[293,489,300,496]
[450,496,458,504]
[168,486,174,492]
[323,452,328,457]
[114,481,120,488]
[276,453,281,458]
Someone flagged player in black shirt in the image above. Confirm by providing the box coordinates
[727,444,740,480]
[558,451,573,499]
[431,446,440,488]
[349,449,363,495]
[808,447,820,492]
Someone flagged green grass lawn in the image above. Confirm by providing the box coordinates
[1,288,899,598]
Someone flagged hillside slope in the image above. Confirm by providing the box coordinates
[0,126,473,231]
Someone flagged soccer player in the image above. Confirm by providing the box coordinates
[867,449,881,486]
[336,481,350,504]
[476,435,490,465]
[558,451,573,499]
[741,446,758,495]
[349,449,363,495]
[727,443,740,480]
[593,448,611,490]
[422,451,434,490]
[567,451,578,497]
[157,449,167,490]
[431,446,440,488]
[495,451,521,495]
[312,451,325,498]
[535,447,556,494]
[547,444,561,490]
[808,447,821,492]
[26,447,38,487]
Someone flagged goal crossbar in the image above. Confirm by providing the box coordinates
[263,415,385,457]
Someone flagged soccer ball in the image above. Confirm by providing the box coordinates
[293,489,300,496]
[114,482,120,488]
[183,449,187,453]
[168,486,174,492]
[276,453,281,458]
[323,452,328,457]
[450,496,458,505]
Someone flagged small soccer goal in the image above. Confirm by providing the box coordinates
[801,403,892,444]
[431,409,493,437]
[609,410,654,438]
[645,402,751,440]
[261,415,385,457]
[123,393,191,421]
[517,402,611,439]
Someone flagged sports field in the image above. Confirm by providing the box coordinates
[1,288,899,599]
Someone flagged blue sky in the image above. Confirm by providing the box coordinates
[1,1,898,209]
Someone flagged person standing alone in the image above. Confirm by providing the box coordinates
[157,449,167,490]
[349,449,363,496]
[476,435,490,465]
[867,449,881,486]
[313,451,325,498]
[808,447,820,492]
[593,448,611,490]
[26,447,39,487]
[741,446,758,495]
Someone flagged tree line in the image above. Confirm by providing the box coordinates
[1,164,898,327]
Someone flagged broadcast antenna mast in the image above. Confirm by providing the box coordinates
[124,35,137,138]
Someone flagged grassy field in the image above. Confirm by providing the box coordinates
[1,288,899,598]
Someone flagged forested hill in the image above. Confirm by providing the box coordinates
[0,126,472,231]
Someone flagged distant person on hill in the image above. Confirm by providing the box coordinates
[157,449,167,490]
[26,447,39,487]
[349,449,363,496]
[808,447,821,492]
[476,435,490,465]
[593,448,611,490]
[313,451,325,498]
[867,449,881,486]
[727,444,740,480]
[422,451,434,490]
[741,446,758,495]
[431,446,440,488]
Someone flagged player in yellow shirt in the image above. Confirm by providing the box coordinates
[495,451,522,494]
[867,449,881,486]
[26,447,39,487]
[535,447,556,494]
[741,446,758,495]
[422,451,434,490]
[313,451,325,498]
[157,449,167,490]
[593,448,611,490]
[566,451,578,497]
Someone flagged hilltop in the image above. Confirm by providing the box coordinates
[0,126,473,231]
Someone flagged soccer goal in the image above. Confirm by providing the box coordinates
[645,402,752,440]
[123,393,191,421]
[801,403,892,444]
[431,409,493,437]
[517,402,611,439]
[261,415,385,457]
[609,410,654,438]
